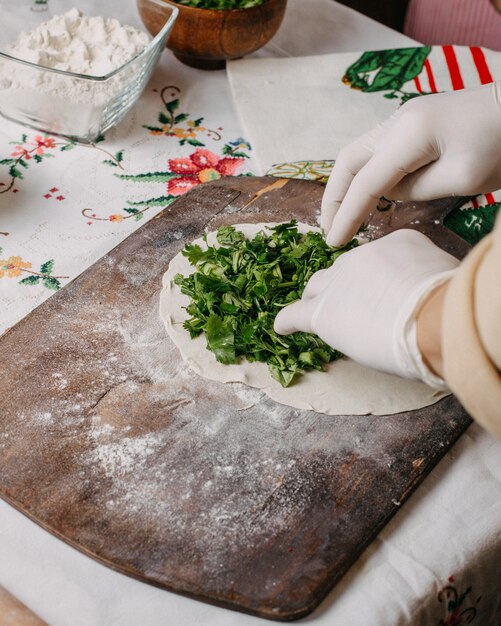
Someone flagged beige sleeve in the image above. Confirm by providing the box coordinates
[442,213,501,439]
[0,586,48,626]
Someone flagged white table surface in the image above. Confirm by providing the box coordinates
[1,2,501,625]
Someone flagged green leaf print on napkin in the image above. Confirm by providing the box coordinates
[343,47,432,103]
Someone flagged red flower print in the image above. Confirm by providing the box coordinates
[217,157,245,176]
[11,135,56,159]
[168,157,199,175]
[191,148,219,169]
[33,135,56,149]
[11,146,31,159]
[26,135,57,156]
[167,148,245,197]
[168,178,199,196]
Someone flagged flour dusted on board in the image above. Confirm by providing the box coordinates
[0,8,150,105]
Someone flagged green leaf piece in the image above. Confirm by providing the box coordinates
[166,98,180,114]
[176,221,357,387]
[400,91,426,103]
[205,314,235,363]
[187,138,204,147]
[20,275,40,285]
[344,46,431,94]
[9,166,23,179]
[369,48,431,92]
[216,225,246,246]
[40,259,54,274]
[43,277,61,290]
[126,195,174,207]
[176,0,264,9]
[118,171,177,182]
[269,363,297,387]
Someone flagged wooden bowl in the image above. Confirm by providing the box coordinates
[137,0,288,70]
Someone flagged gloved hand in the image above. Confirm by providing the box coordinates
[321,81,501,246]
[274,229,460,387]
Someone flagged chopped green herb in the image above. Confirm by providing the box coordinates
[175,221,357,387]
[174,0,264,9]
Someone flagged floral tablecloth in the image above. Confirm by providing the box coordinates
[0,1,500,626]
[0,53,255,333]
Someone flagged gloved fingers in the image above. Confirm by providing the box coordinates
[274,298,319,336]
[325,140,435,247]
[370,229,460,277]
[320,143,372,233]
[393,229,460,270]
[301,268,330,299]
[320,120,392,233]
[388,156,477,200]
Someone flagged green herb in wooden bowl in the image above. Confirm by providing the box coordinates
[137,0,287,69]
[174,221,357,387]
[175,0,264,8]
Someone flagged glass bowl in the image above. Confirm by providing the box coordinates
[0,0,178,142]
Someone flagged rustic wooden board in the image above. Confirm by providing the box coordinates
[0,177,471,621]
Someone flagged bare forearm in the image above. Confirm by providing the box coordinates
[416,281,449,379]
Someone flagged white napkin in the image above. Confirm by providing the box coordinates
[228,45,501,174]
[228,52,392,174]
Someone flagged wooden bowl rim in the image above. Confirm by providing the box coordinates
[157,0,285,17]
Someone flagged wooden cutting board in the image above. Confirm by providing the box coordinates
[0,177,471,621]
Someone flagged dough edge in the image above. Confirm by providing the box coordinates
[159,222,448,416]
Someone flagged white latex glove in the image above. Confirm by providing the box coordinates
[322,81,501,246]
[274,229,459,387]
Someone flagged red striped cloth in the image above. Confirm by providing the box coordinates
[411,45,493,96]
[404,0,501,51]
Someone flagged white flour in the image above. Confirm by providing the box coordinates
[4,8,150,77]
[0,9,151,136]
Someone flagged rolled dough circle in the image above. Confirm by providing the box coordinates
[160,222,448,416]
